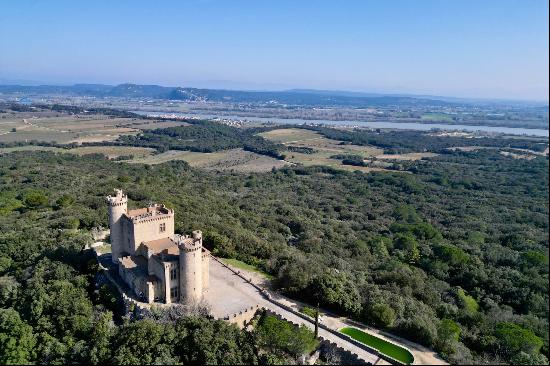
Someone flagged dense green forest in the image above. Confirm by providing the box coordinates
[115,119,548,157]
[0,142,547,364]
[0,116,549,364]
[0,159,317,365]
[118,122,285,158]
[301,125,549,154]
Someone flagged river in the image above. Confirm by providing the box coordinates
[132,111,549,137]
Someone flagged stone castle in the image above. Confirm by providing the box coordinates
[106,189,209,304]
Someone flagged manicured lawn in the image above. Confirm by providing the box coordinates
[221,258,275,280]
[340,327,414,365]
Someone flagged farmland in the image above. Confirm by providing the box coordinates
[258,128,432,172]
[127,148,289,172]
[0,111,189,144]
[0,145,156,159]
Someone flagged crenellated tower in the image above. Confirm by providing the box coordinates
[106,189,128,264]
[177,230,204,304]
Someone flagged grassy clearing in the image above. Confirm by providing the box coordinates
[261,128,436,173]
[340,327,414,365]
[127,148,288,172]
[258,128,322,143]
[68,146,155,159]
[0,115,141,143]
[376,152,439,161]
[0,145,156,159]
[220,258,274,280]
[0,146,63,154]
[261,128,392,172]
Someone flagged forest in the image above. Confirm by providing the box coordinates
[300,125,549,154]
[0,124,548,364]
[117,122,285,159]
[115,119,548,157]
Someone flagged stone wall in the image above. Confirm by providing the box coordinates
[202,252,210,291]
[223,304,260,328]
[122,213,174,254]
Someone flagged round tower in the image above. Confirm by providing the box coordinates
[106,189,128,264]
[178,231,203,304]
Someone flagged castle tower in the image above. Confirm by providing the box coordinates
[106,189,128,264]
[177,230,204,304]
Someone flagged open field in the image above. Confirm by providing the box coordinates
[260,128,382,156]
[0,113,190,143]
[0,115,144,143]
[260,128,417,172]
[376,152,439,161]
[340,327,415,365]
[0,144,287,172]
[68,146,156,158]
[127,148,289,172]
[0,145,156,159]
[258,128,323,143]
[448,145,549,159]
[0,145,63,154]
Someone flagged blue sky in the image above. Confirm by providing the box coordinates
[0,0,548,100]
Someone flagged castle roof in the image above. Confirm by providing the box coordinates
[125,204,173,221]
[142,237,179,255]
[119,255,148,273]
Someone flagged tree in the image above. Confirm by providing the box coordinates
[494,322,543,358]
[23,190,48,208]
[88,311,113,365]
[394,233,420,263]
[395,314,438,347]
[111,319,175,365]
[510,351,549,365]
[0,308,36,365]
[254,313,318,359]
[456,288,479,314]
[309,271,362,315]
[434,244,469,266]
[436,319,461,355]
[368,303,396,328]
[173,316,257,365]
[55,194,75,209]
[0,276,19,307]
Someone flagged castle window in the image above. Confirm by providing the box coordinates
[170,268,177,281]
[170,287,178,300]
[159,223,166,233]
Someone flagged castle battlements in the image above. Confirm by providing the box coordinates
[106,189,208,305]
[107,189,127,205]
[174,231,203,252]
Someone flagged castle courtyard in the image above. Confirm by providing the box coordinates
[205,259,261,320]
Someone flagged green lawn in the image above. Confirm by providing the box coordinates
[221,258,275,280]
[340,327,414,365]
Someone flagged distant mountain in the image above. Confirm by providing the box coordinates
[0,83,460,107]
[286,89,387,98]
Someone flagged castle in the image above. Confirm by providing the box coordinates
[106,189,209,304]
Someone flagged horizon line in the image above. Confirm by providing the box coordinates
[0,79,548,105]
